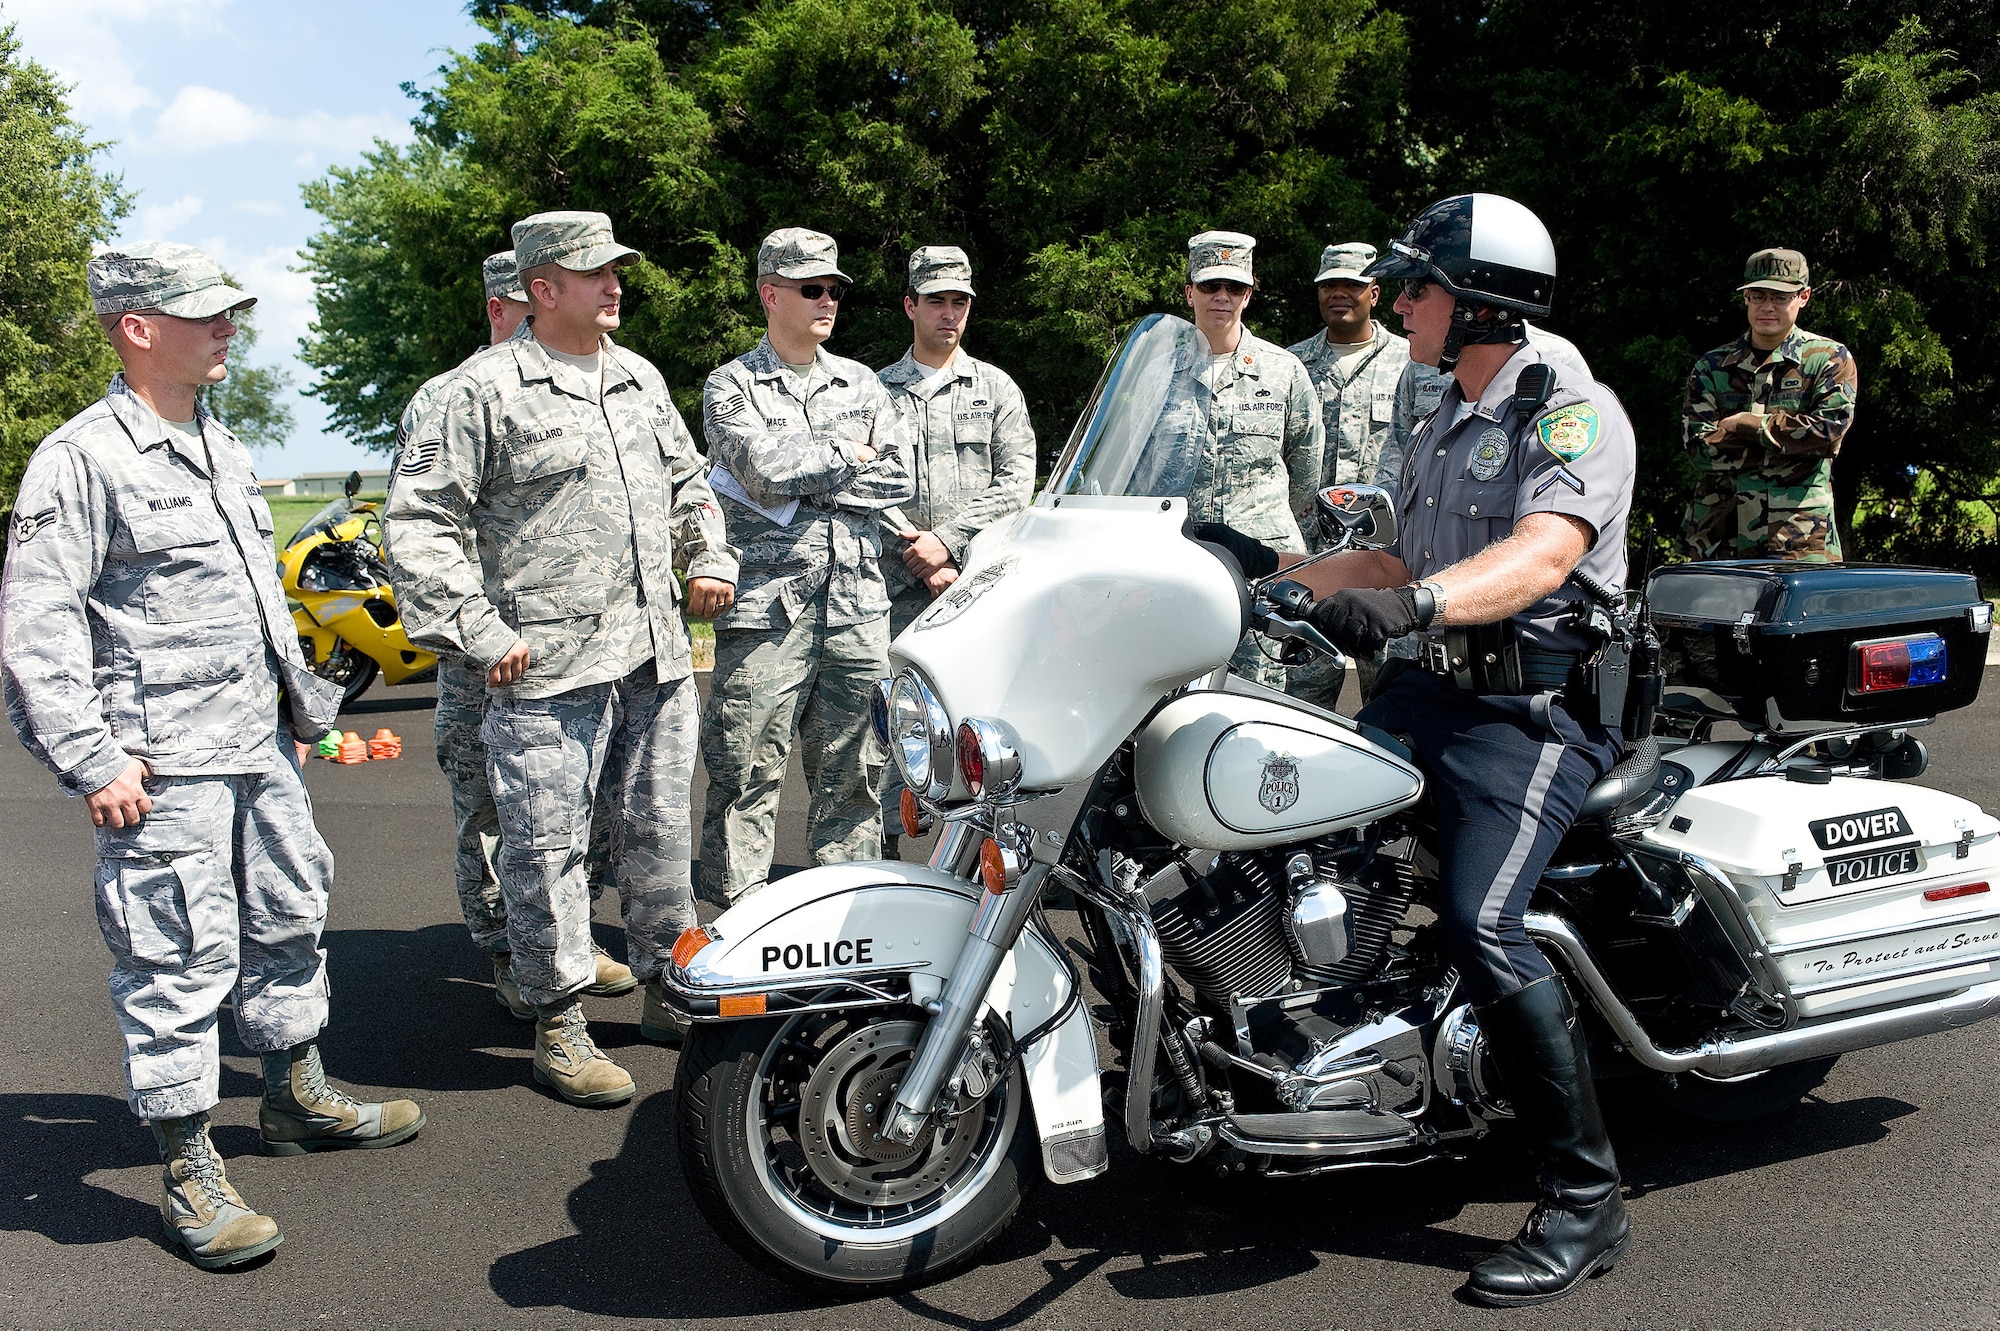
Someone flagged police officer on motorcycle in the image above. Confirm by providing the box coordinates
[1275,194,1637,1305]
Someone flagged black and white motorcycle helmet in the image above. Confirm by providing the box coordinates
[1363,193,1555,318]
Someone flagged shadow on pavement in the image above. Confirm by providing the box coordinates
[481,1035,1918,1324]
[306,923,556,1093]
[337,689,437,718]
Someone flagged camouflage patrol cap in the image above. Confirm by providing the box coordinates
[758,228,852,283]
[482,250,528,303]
[1738,247,1810,292]
[511,211,640,273]
[1314,242,1378,284]
[1188,230,1255,285]
[908,245,975,296]
[88,241,255,319]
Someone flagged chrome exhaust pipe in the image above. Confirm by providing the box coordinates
[1525,912,2000,1078]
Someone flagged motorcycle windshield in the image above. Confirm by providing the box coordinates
[1042,313,1205,502]
[289,496,352,545]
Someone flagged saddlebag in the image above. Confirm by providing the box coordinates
[1648,561,1990,734]
[1643,774,2000,1019]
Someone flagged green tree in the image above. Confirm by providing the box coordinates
[1394,1,2000,574]
[0,19,129,499]
[299,0,1410,447]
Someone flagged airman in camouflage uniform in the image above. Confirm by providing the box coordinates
[875,246,1036,842]
[385,212,737,1106]
[1680,248,1856,563]
[2,243,424,1269]
[1148,231,1323,685]
[1287,243,1410,706]
[394,251,632,1017]
[699,228,915,904]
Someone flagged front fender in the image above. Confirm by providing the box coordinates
[666,860,1107,1185]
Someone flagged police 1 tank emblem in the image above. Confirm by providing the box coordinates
[1470,427,1511,481]
[1259,753,1301,814]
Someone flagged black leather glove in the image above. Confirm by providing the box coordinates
[1308,585,1429,656]
[1190,522,1279,580]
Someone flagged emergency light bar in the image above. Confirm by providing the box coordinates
[1850,633,1947,695]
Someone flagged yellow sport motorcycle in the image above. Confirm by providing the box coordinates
[278,470,436,705]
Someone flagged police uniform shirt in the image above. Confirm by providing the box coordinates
[1391,343,1634,654]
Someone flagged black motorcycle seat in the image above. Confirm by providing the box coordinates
[1577,735,1662,821]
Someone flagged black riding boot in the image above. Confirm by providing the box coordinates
[1463,974,1631,1306]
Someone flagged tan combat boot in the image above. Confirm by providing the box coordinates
[582,940,638,998]
[494,952,534,1020]
[534,1000,635,1106]
[259,1041,426,1156]
[152,1112,283,1269]
[639,978,688,1046]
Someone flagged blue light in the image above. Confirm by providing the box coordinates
[1909,635,1947,686]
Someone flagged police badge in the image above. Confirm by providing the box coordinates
[1470,427,1511,481]
[1258,752,1301,815]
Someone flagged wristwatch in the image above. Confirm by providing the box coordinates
[1416,578,1448,628]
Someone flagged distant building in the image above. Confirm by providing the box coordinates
[258,469,391,498]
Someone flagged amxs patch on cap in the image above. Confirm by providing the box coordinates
[88,241,255,319]
[1739,247,1809,292]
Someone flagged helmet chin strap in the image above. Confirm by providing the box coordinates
[1440,299,1526,372]
[1439,319,1469,373]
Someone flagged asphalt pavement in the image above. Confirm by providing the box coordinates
[3,673,1999,1330]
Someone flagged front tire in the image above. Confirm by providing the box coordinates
[674,1009,1038,1289]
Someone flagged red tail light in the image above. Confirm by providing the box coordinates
[1851,634,1947,694]
[1924,882,1989,902]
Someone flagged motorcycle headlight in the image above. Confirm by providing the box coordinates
[889,669,953,800]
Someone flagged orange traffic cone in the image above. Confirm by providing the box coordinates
[368,727,403,760]
[335,730,370,763]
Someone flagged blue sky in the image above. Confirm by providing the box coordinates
[8,0,490,478]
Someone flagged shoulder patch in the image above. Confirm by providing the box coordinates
[1537,403,1600,463]
[12,507,56,544]
[399,437,443,477]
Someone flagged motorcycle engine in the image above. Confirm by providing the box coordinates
[1150,841,1418,1009]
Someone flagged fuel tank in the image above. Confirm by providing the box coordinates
[1133,691,1424,851]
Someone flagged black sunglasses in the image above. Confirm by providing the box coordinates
[780,281,848,302]
[1400,278,1435,301]
[1194,279,1251,296]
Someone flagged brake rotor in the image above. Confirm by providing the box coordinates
[796,1019,989,1207]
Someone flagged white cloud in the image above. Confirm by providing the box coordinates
[150,85,403,157]
[234,198,284,217]
[135,193,203,236]
[6,0,229,128]
[194,236,316,353]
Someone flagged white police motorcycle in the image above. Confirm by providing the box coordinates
[662,313,2000,1288]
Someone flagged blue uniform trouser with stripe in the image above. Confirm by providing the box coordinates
[1359,670,1620,1007]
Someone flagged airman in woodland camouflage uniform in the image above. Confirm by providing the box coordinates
[1148,230,1323,685]
[2,243,424,1270]
[385,212,737,1107]
[699,229,914,903]
[875,245,1036,847]
[1681,248,1856,562]
[393,250,634,1019]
